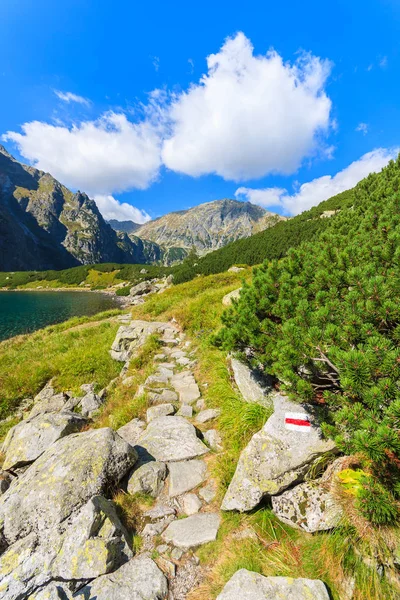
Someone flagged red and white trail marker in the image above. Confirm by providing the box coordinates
[285,412,311,432]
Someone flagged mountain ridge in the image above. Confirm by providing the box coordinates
[0,145,283,270]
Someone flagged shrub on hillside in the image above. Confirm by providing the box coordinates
[116,286,131,296]
[217,155,400,523]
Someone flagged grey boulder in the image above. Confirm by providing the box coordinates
[222,288,242,306]
[0,428,137,546]
[51,495,132,580]
[222,395,336,512]
[74,555,168,599]
[136,416,208,462]
[128,461,167,497]
[216,570,330,600]
[162,513,220,549]
[230,358,273,407]
[271,480,343,533]
[2,411,87,471]
[80,392,104,418]
[29,383,79,418]
[110,321,177,362]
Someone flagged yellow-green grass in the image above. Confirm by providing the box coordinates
[0,310,124,421]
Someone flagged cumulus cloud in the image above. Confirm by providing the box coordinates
[94,194,151,223]
[3,112,162,195]
[235,148,398,215]
[54,90,91,106]
[162,32,332,180]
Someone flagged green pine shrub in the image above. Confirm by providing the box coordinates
[217,155,400,523]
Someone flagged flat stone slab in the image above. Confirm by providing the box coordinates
[148,389,179,405]
[181,493,202,515]
[222,395,336,512]
[2,411,87,470]
[168,459,207,497]
[74,556,168,600]
[216,570,330,600]
[196,408,221,423]
[137,416,208,462]
[171,372,201,404]
[147,403,175,422]
[162,513,220,549]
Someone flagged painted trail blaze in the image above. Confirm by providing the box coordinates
[285,412,311,432]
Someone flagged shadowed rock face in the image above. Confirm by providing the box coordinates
[0,145,159,270]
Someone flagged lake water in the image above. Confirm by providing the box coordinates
[0,291,119,342]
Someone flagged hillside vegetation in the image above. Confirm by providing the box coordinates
[218,154,400,525]
[172,188,355,283]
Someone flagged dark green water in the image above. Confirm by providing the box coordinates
[0,291,119,342]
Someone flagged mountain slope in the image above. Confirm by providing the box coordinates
[0,146,162,270]
[135,199,285,255]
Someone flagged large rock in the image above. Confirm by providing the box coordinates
[136,416,208,462]
[0,428,137,546]
[222,288,242,306]
[130,280,157,297]
[271,480,343,533]
[162,513,220,549]
[51,495,132,580]
[74,556,168,599]
[80,392,104,418]
[2,411,87,471]
[110,321,177,362]
[222,395,336,512]
[128,461,167,497]
[216,570,330,600]
[230,358,273,407]
[29,383,79,418]
[168,459,207,497]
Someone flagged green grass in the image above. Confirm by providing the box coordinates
[0,312,123,419]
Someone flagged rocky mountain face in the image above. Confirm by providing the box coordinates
[135,199,286,256]
[0,146,155,271]
[0,146,284,271]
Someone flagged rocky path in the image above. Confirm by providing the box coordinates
[0,313,338,599]
[114,318,223,600]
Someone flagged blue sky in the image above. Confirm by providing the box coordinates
[1,0,400,222]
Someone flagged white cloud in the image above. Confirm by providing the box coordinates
[152,56,160,72]
[379,56,388,68]
[54,90,90,106]
[94,194,151,223]
[356,122,368,135]
[162,32,332,181]
[3,111,163,195]
[235,148,399,215]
